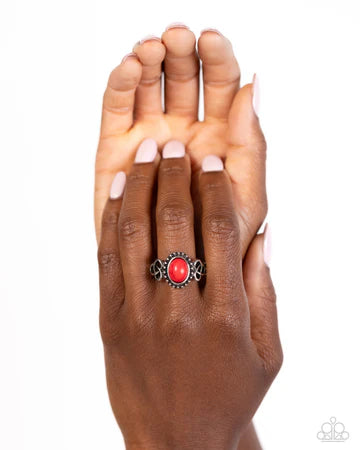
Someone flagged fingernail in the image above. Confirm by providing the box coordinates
[166,22,189,31]
[202,155,224,172]
[121,52,137,63]
[162,140,185,159]
[134,138,158,163]
[263,223,272,267]
[200,28,223,37]
[252,73,260,117]
[139,35,161,45]
[110,171,126,199]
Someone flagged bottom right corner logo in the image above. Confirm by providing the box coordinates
[317,417,350,442]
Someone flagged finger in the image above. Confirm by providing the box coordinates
[199,155,245,309]
[133,37,166,119]
[118,138,160,298]
[225,76,267,254]
[156,141,198,293]
[198,29,240,121]
[162,24,199,121]
[101,55,142,137]
[156,141,195,258]
[227,76,264,151]
[243,225,283,377]
[98,172,126,332]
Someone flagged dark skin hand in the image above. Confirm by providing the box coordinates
[97,141,282,449]
[95,27,270,449]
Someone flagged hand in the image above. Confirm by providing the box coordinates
[97,140,282,450]
[95,26,266,260]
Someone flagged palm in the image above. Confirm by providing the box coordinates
[97,115,226,169]
[95,28,267,256]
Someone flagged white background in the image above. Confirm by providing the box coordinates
[1,0,360,449]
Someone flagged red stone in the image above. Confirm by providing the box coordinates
[168,257,189,284]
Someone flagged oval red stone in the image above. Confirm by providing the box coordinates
[168,257,189,284]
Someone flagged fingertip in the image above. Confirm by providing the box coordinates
[134,138,159,164]
[201,155,224,172]
[263,223,272,268]
[110,171,126,200]
[229,83,253,119]
[162,26,196,54]
[165,22,190,31]
[121,52,139,64]
[243,226,276,311]
[108,57,142,91]
[198,29,230,57]
[133,38,166,65]
[252,73,260,117]
[200,28,224,37]
[228,82,265,147]
[162,140,186,159]
[243,231,269,289]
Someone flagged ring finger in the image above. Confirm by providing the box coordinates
[118,138,159,298]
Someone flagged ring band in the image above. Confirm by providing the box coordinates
[150,251,206,288]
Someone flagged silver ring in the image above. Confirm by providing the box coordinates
[150,251,206,288]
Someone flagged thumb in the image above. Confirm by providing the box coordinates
[225,75,268,257]
[243,225,283,377]
[227,74,263,146]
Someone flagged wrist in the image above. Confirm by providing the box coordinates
[125,432,242,450]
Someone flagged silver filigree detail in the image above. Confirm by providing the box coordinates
[149,258,163,281]
[193,259,206,281]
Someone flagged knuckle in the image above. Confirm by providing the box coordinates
[206,309,242,338]
[97,248,121,273]
[265,348,283,378]
[100,316,122,346]
[208,277,240,300]
[257,283,277,305]
[126,313,154,338]
[160,313,198,339]
[256,133,267,153]
[250,129,267,154]
[273,349,284,373]
[202,178,224,193]
[157,201,193,230]
[203,212,238,243]
[161,164,186,177]
[127,171,152,188]
[259,133,267,151]
[241,199,268,235]
[102,209,119,227]
[99,298,124,346]
[118,215,148,244]
[255,198,268,225]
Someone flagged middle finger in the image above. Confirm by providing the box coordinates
[156,141,197,291]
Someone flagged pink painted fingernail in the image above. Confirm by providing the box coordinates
[139,35,161,45]
[263,223,272,267]
[134,138,158,163]
[202,155,224,172]
[110,172,126,199]
[252,73,260,117]
[166,22,189,31]
[121,52,137,63]
[200,28,223,36]
[162,140,185,159]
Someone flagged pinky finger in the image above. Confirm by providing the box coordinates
[98,172,126,338]
[243,226,283,378]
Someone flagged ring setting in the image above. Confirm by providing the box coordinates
[150,251,206,288]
